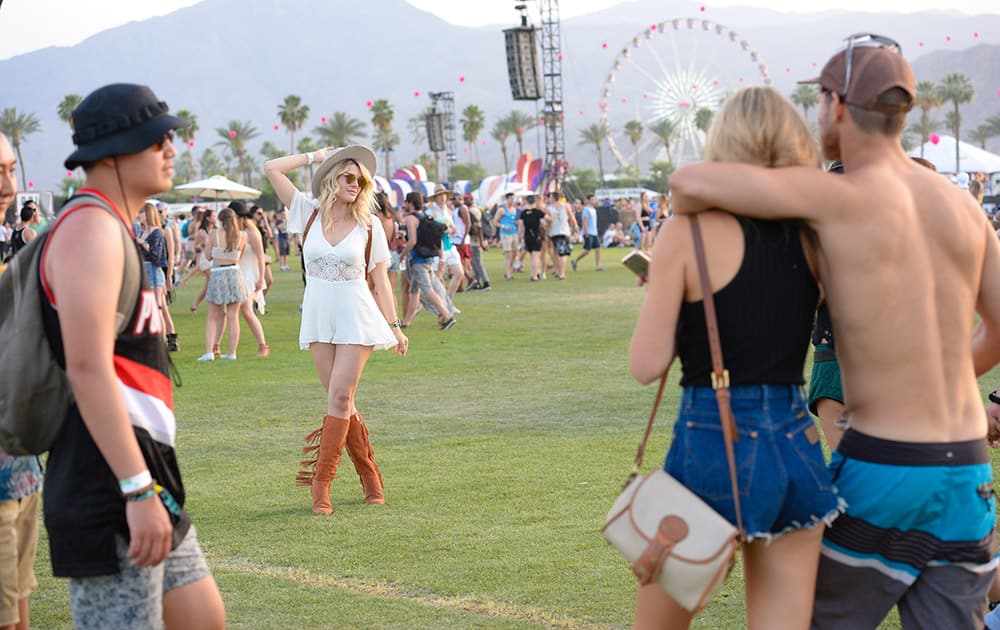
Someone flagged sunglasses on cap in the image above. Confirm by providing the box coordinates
[838,33,902,98]
[340,172,369,189]
[151,131,175,152]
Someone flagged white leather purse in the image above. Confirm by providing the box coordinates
[603,215,744,612]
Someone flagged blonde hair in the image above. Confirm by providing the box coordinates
[703,87,820,168]
[317,159,375,231]
[140,202,162,228]
[217,208,240,251]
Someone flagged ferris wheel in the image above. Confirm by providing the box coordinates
[599,18,773,169]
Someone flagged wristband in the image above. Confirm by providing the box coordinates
[390,320,401,328]
[306,151,314,166]
[119,470,152,495]
[990,390,1000,406]
[127,486,157,502]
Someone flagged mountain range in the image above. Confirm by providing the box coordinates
[2,0,1000,191]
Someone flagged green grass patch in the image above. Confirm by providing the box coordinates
[27,249,999,628]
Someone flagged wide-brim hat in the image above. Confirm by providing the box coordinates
[65,83,189,170]
[311,145,378,198]
[427,183,451,199]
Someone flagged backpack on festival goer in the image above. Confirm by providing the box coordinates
[0,193,141,455]
[415,211,447,258]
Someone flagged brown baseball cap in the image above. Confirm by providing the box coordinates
[799,46,915,114]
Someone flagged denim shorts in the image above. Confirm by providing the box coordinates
[663,384,844,541]
[143,262,166,288]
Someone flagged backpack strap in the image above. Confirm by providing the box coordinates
[59,193,141,336]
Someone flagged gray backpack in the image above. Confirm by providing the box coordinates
[0,193,141,455]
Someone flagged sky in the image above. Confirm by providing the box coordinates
[1,0,1000,61]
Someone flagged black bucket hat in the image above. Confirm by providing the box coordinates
[64,83,189,170]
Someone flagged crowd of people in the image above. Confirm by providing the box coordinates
[5,30,1000,630]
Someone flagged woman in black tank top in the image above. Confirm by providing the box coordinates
[628,87,842,629]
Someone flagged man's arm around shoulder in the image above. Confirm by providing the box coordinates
[670,162,846,225]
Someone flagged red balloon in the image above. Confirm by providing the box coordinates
[320,116,327,123]
[930,133,940,145]
[229,130,237,138]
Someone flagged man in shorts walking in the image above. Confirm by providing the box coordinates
[43,83,224,629]
[670,36,1000,628]
[572,193,603,272]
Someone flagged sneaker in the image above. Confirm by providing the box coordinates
[452,306,461,314]
[570,259,578,272]
[513,260,522,272]
[440,318,457,331]
[595,267,605,271]
[219,354,237,360]
[479,283,491,291]
[196,353,215,362]
[467,281,481,291]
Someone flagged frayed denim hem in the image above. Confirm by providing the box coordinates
[741,496,848,545]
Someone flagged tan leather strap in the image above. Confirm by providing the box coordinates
[629,371,669,484]
[689,215,744,535]
[364,222,373,286]
[632,515,690,586]
[302,209,319,245]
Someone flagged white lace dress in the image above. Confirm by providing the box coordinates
[289,191,396,351]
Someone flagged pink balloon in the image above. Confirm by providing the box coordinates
[559,114,564,120]
[499,133,505,140]
[27,181,33,188]
[974,32,980,38]
[320,116,327,123]
[66,171,73,177]
[413,90,420,97]
[946,35,952,42]
[812,61,818,67]
[366,100,373,107]
[482,140,487,144]
[537,119,544,125]
[651,24,657,31]
[578,110,584,115]
[557,54,563,61]
[459,75,465,82]
[919,41,925,47]
[786,67,791,73]
[700,5,705,11]
[739,77,745,83]
[273,124,279,130]
[642,93,648,99]
[602,42,608,49]
[463,147,468,152]
[997,89,1000,97]
[518,126,525,133]
[229,130,237,138]
[621,97,628,103]
[712,80,719,86]
[188,140,195,148]
[930,133,940,145]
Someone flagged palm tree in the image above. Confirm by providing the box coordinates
[215,120,260,185]
[199,148,224,177]
[938,73,975,172]
[0,108,41,190]
[490,118,515,174]
[314,112,366,148]
[624,120,643,182]
[578,122,608,185]
[369,99,396,178]
[914,81,944,158]
[648,119,676,165]
[503,110,536,158]
[407,111,429,157]
[694,108,715,135]
[277,95,310,155]
[790,85,819,122]
[175,109,199,181]
[461,105,486,164]
[968,123,996,150]
[57,94,82,130]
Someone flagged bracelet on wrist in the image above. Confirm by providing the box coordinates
[126,484,157,502]
[390,319,401,328]
[306,151,314,166]
[119,470,153,495]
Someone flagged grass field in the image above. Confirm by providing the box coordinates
[26,248,1000,629]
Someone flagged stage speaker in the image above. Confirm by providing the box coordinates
[504,26,541,101]
[426,112,446,153]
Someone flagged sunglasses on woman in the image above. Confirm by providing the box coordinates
[340,172,369,189]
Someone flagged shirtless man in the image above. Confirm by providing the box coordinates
[669,35,1000,629]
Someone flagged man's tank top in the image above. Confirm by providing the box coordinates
[38,190,189,577]
[676,217,818,388]
[10,227,27,256]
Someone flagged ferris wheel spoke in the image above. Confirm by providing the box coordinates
[646,40,676,86]
[625,57,668,92]
[667,30,686,77]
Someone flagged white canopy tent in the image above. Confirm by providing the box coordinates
[908,135,1000,175]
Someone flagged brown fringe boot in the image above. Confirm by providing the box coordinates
[295,415,350,514]
[346,412,385,504]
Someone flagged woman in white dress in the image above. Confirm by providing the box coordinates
[265,144,407,515]
[232,202,270,356]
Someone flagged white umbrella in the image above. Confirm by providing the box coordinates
[174,175,262,200]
